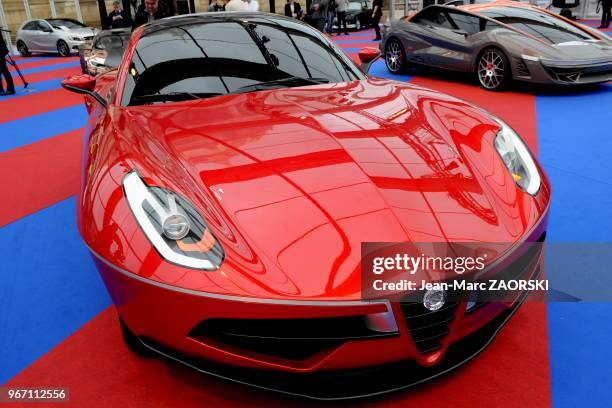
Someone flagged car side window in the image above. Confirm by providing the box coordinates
[413,8,453,29]
[37,21,51,32]
[430,11,453,29]
[447,11,481,34]
[23,21,37,30]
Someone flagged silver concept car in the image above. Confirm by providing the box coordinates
[380,2,612,90]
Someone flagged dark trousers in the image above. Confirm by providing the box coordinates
[372,14,381,39]
[336,11,347,34]
[0,57,15,93]
[313,18,326,32]
[602,0,611,28]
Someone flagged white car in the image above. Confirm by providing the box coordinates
[16,18,99,57]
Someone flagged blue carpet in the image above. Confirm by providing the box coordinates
[0,197,111,384]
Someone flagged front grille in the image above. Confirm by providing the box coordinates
[400,299,459,354]
[544,63,612,83]
[189,315,395,361]
[83,36,94,41]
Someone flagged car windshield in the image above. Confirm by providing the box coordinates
[121,18,363,106]
[96,33,131,50]
[348,2,363,11]
[480,7,592,44]
[47,19,87,29]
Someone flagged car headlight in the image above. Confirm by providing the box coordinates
[71,37,83,41]
[493,119,541,195]
[123,171,225,270]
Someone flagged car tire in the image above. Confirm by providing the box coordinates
[355,19,361,31]
[16,40,30,56]
[119,316,154,357]
[385,38,408,74]
[476,47,510,91]
[57,40,70,57]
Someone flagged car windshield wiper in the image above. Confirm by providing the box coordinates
[132,91,222,104]
[233,77,330,94]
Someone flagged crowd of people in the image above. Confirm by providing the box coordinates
[307,0,381,40]
[102,0,382,40]
[101,0,260,28]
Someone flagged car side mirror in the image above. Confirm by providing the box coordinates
[61,74,107,107]
[358,47,381,73]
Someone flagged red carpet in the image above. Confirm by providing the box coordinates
[0,128,84,227]
[25,67,83,85]
[9,57,76,72]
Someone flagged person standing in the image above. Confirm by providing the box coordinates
[0,34,15,96]
[325,0,336,35]
[285,0,301,18]
[335,0,349,35]
[108,1,130,28]
[225,0,248,10]
[244,0,259,11]
[310,0,329,32]
[371,0,383,40]
[598,0,611,28]
[133,0,171,27]
[208,0,222,11]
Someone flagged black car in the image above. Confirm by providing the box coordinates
[334,0,373,31]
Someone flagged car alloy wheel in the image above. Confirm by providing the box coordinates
[385,39,405,74]
[477,48,508,90]
[57,40,70,57]
[17,40,30,56]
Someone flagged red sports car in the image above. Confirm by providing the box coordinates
[62,12,550,399]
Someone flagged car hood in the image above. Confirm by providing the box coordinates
[546,40,612,63]
[63,27,97,36]
[116,78,547,300]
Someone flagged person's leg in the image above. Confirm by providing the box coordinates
[605,2,611,27]
[600,2,610,27]
[0,58,15,95]
[373,15,381,40]
[316,18,326,33]
[334,12,339,34]
[340,11,347,34]
[335,11,339,34]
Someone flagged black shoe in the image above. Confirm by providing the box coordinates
[0,90,15,96]
[373,37,382,41]
[597,25,605,28]
[344,32,349,35]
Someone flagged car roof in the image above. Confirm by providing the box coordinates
[141,12,305,36]
[459,0,548,14]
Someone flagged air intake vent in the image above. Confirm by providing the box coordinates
[515,57,530,77]
[189,316,395,361]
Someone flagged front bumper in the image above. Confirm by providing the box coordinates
[517,55,612,85]
[67,37,94,52]
[91,214,547,399]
